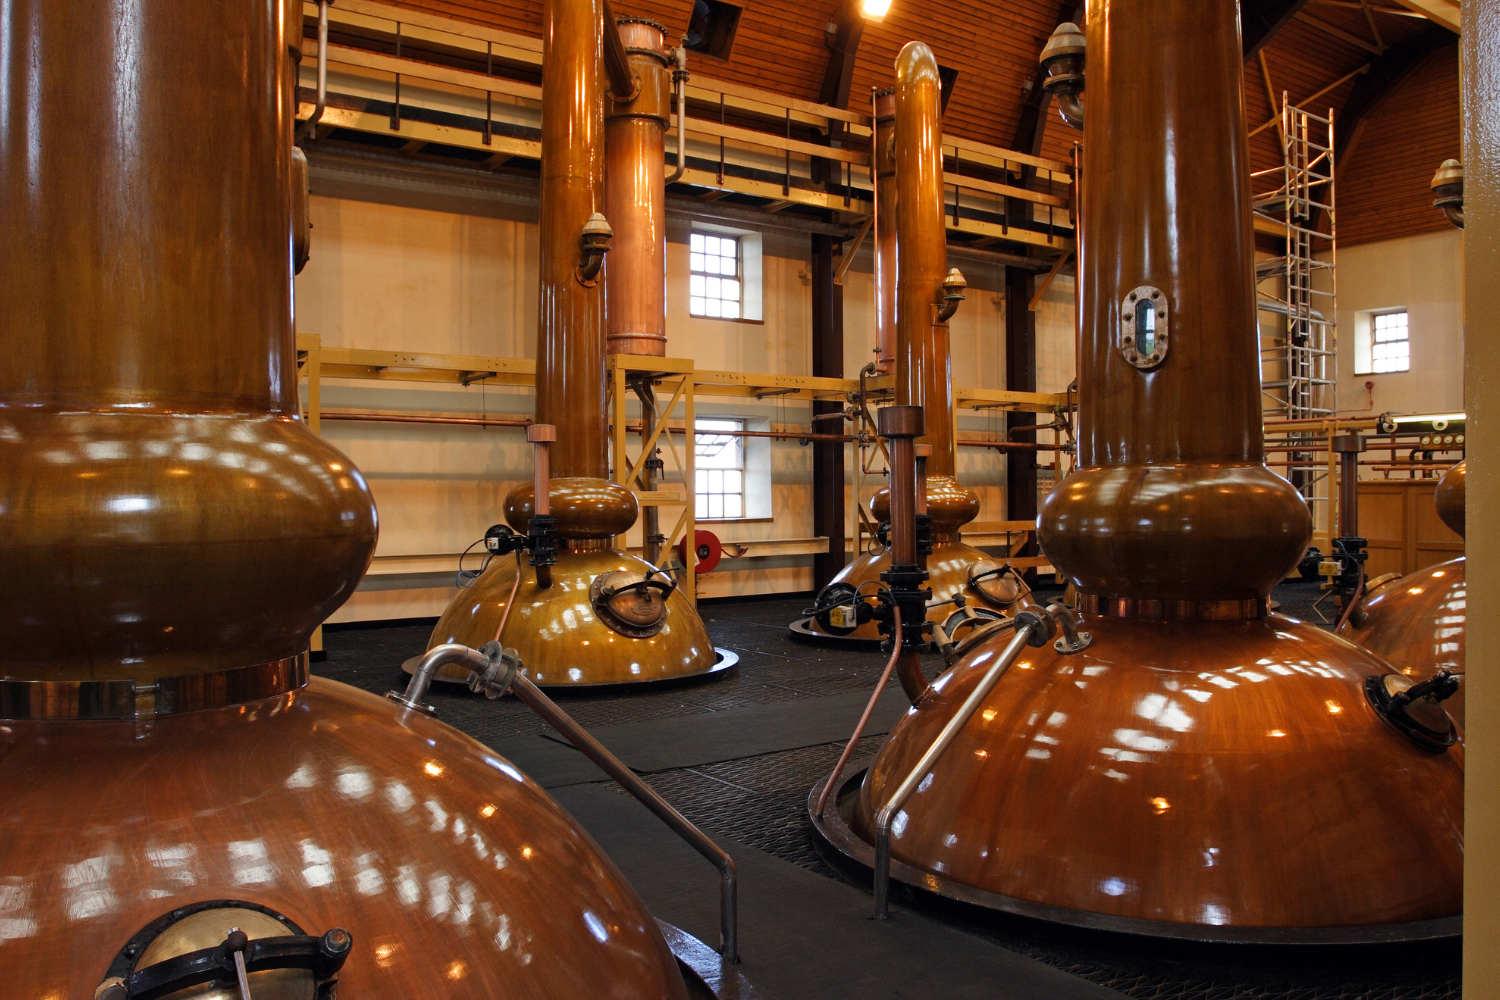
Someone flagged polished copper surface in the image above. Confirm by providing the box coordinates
[606,19,671,357]
[894,43,959,477]
[0,0,378,684]
[427,548,719,685]
[872,89,897,376]
[505,477,640,537]
[1339,460,1467,725]
[0,654,308,721]
[1,680,689,998]
[846,0,1463,938]
[1036,0,1310,607]
[539,0,610,480]
[1435,460,1466,537]
[852,613,1463,929]
[1343,558,1467,728]
[1,4,694,996]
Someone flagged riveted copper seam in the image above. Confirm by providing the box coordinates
[0,655,310,721]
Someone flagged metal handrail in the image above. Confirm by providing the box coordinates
[871,606,1094,919]
[388,644,739,962]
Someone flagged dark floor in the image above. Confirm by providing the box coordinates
[316,584,1461,1000]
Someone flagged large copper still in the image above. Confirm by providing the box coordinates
[0,2,694,995]
[821,0,1463,938]
[797,51,1017,645]
[423,1,725,686]
[1342,460,1467,726]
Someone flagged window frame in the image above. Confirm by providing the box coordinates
[1368,309,1411,374]
[694,417,748,522]
[689,232,745,321]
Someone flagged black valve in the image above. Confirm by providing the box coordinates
[484,523,525,555]
[527,514,558,570]
[915,513,933,558]
[878,563,932,656]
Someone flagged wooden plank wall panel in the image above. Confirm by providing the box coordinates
[848,1,1060,148]
[1338,42,1461,247]
[383,0,544,34]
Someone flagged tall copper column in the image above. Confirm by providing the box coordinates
[0,3,692,996]
[872,89,898,375]
[839,0,1463,936]
[799,44,998,647]
[606,18,672,358]
[426,0,721,685]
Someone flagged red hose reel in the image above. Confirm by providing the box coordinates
[676,528,723,574]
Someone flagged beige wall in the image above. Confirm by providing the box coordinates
[295,163,1077,622]
[1332,228,1465,420]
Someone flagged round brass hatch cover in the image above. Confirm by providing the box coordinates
[591,570,672,638]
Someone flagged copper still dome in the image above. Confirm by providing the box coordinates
[1341,461,1467,727]
[818,0,1463,941]
[0,1,698,994]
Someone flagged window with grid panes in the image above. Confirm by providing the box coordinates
[1371,310,1410,373]
[689,233,742,319]
[695,418,745,520]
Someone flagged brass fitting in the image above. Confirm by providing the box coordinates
[1039,22,1085,130]
[936,267,967,323]
[578,212,613,284]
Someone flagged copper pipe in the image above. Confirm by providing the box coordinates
[872,89,897,375]
[510,673,738,961]
[317,410,1054,448]
[599,0,639,101]
[894,44,956,476]
[605,19,671,357]
[816,603,903,817]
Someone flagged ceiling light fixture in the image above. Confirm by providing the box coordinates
[861,0,892,21]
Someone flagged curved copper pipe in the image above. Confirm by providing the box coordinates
[599,0,638,100]
[894,43,956,477]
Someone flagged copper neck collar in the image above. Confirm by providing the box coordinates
[0,653,309,721]
[1079,595,1270,621]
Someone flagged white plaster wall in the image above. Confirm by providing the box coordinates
[296,179,1079,620]
[1331,229,1465,421]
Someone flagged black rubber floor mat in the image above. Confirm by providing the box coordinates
[538,686,910,772]
[551,783,1119,1000]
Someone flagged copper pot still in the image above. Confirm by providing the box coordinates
[796,49,1009,643]
[0,2,693,996]
[421,2,724,686]
[1341,460,1467,726]
[837,0,1462,940]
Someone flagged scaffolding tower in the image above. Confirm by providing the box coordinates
[1253,98,1337,505]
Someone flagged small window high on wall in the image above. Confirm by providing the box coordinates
[689,233,742,319]
[695,418,745,520]
[1370,310,1410,373]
